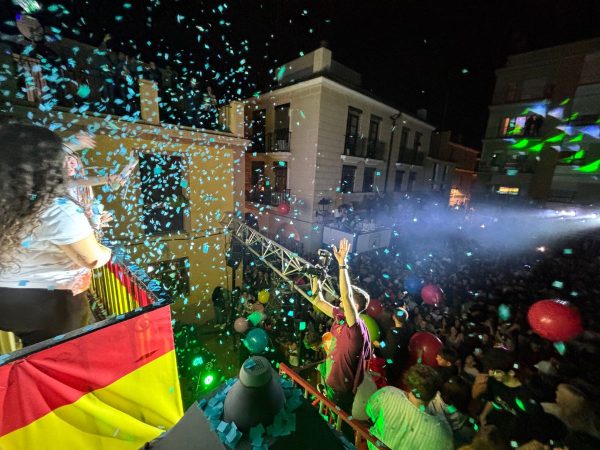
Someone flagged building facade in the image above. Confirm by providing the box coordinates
[243,47,437,254]
[1,36,247,324]
[478,38,600,204]
[429,131,480,207]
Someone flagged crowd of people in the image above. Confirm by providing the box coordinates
[230,217,600,449]
[296,226,600,449]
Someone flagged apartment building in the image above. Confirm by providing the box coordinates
[478,38,600,204]
[1,34,247,324]
[243,47,435,254]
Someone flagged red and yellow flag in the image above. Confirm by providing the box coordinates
[0,306,183,450]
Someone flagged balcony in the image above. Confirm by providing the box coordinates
[88,247,171,318]
[0,251,181,449]
[7,51,230,132]
[266,128,291,152]
[366,139,385,160]
[344,134,363,157]
[245,186,291,207]
[344,135,385,160]
[397,147,425,165]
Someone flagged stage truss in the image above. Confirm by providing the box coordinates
[221,216,339,303]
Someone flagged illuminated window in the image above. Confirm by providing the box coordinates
[499,116,527,136]
[449,188,469,206]
[497,186,520,195]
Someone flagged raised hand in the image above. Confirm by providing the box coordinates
[332,238,351,265]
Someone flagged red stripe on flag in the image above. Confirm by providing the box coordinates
[0,306,175,436]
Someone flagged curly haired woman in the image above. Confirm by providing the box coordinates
[0,123,111,347]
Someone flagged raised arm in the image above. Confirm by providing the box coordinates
[333,238,358,327]
[309,276,334,319]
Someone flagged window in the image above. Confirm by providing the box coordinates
[250,109,266,152]
[399,126,410,149]
[431,162,439,187]
[407,171,417,192]
[505,82,518,102]
[340,165,356,193]
[497,186,520,195]
[363,167,376,192]
[394,170,405,192]
[368,116,381,142]
[441,166,449,191]
[251,161,265,186]
[499,116,527,136]
[413,131,422,150]
[345,107,361,156]
[275,104,290,130]
[273,162,287,192]
[273,104,291,152]
[139,153,185,235]
[147,258,190,300]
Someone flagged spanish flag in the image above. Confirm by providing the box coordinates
[0,305,183,449]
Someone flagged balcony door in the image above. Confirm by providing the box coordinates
[139,152,185,235]
[345,107,361,156]
[274,104,290,151]
[273,162,287,192]
[250,109,266,152]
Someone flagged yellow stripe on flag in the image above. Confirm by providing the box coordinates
[0,350,183,450]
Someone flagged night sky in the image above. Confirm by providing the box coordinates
[4,0,600,148]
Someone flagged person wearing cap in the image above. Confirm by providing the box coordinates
[309,238,371,413]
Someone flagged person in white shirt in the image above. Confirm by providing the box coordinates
[0,124,111,346]
[366,364,453,450]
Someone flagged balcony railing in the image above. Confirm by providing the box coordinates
[89,247,170,319]
[266,128,291,152]
[245,187,291,207]
[278,363,390,450]
[366,139,385,160]
[0,249,170,355]
[6,51,230,131]
[398,147,425,165]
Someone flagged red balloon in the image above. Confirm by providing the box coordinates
[408,332,443,367]
[366,299,383,318]
[421,284,444,306]
[277,202,291,215]
[528,299,583,342]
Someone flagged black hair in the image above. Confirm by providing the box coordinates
[483,348,515,372]
[0,123,66,272]
[440,377,471,414]
[438,346,459,364]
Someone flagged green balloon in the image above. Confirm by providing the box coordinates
[359,313,380,341]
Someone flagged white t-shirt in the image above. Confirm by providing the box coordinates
[0,198,94,294]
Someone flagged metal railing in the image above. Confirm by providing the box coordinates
[398,148,425,165]
[7,51,229,131]
[267,128,291,152]
[89,249,170,318]
[345,136,386,160]
[366,139,385,160]
[245,187,291,207]
[344,134,364,157]
[278,363,390,450]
